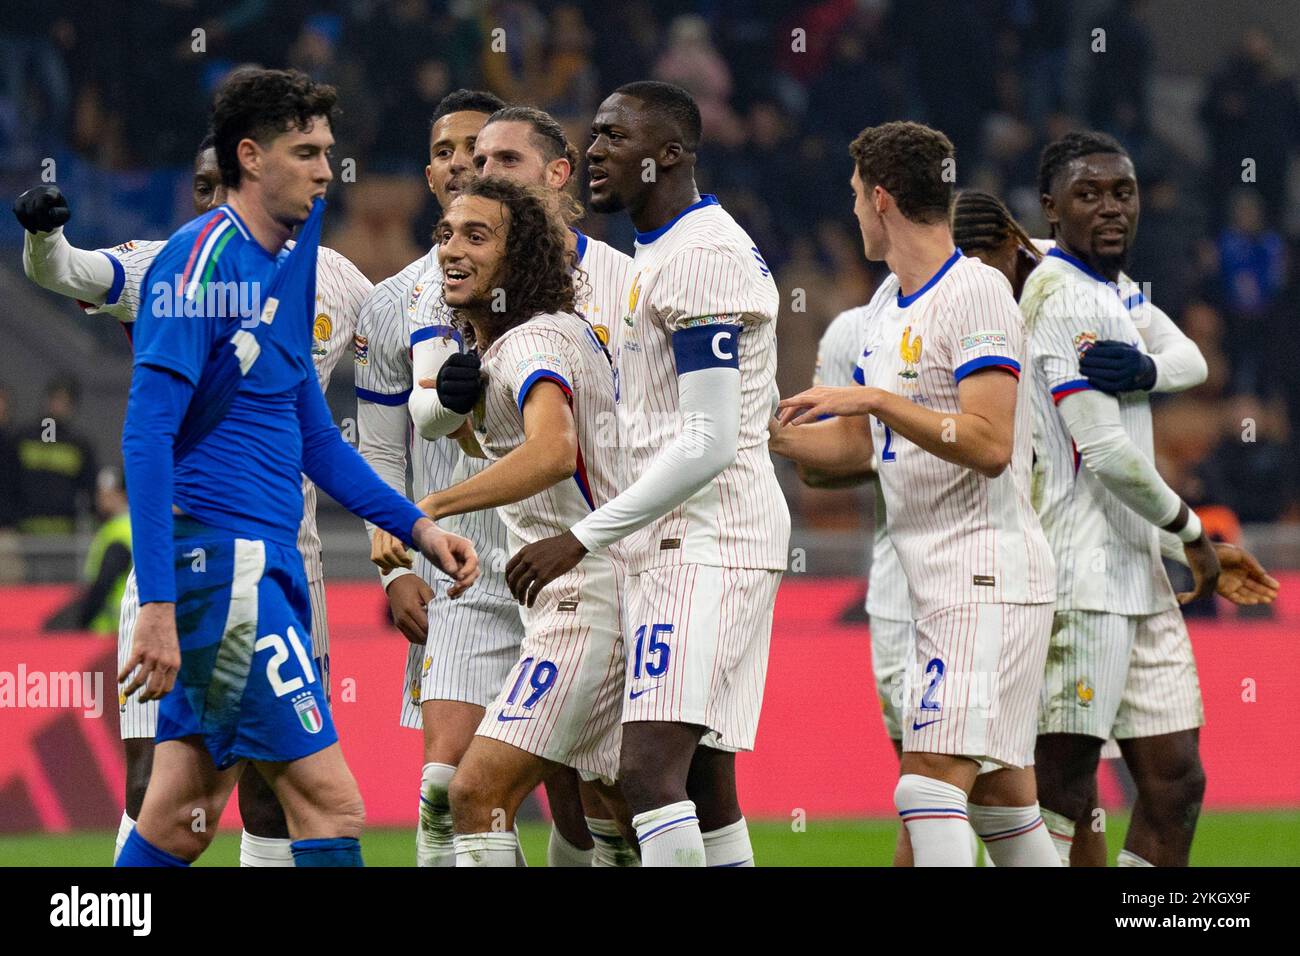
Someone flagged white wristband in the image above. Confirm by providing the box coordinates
[1176,509,1203,543]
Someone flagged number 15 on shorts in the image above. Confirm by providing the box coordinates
[631,623,672,679]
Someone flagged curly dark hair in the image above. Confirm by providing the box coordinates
[850,121,955,224]
[444,176,580,349]
[211,68,339,188]
[1037,129,1128,197]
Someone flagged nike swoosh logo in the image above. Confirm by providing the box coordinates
[911,717,944,731]
[629,685,660,700]
[496,713,534,722]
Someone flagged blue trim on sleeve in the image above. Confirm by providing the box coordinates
[1050,379,1093,403]
[671,323,742,374]
[635,195,720,245]
[852,367,865,385]
[355,386,411,406]
[101,251,126,306]
[516,369,573,414]
[954,354,1021,382]
[897,248,962,308]
[1123,291,1146,309]
[410,325,461,347]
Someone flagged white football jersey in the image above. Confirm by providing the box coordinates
[571,230,631,367]
[81,239,166,324]
[476,312,624,558]
[816,303,911,622]
[613,195,790,572]
[1021,248,1177,615]
[856,251,1055,620]
[404,257,514,596]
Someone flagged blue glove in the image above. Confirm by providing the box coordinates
[1079,340,1157,393]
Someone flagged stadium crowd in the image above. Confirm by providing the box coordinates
[1,0,1297,536]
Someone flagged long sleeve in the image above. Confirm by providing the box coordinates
[121,364,193,604]
[356,395,417,586]
[297,375,425,544]
[1135,299,1208,393]
[571,365,741,554]
[408,333,468,440]
[1055,388,1182,529]
[23,228,119,304]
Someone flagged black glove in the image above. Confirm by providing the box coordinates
[436,351,483,415]
[1079,339,1157,393]
[13,185,70,234]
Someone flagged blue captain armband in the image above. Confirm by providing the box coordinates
[671,323,742,374]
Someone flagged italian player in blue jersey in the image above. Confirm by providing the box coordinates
[114,69,479,868]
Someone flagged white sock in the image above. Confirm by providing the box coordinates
[702,816,754,867]
[894,774,973,866]
[547,825,593,867]
[632,800,705,867]
[454,831,518,867]
[1117,848,1154,867]
[114,812,135,865]
[417,762,456,867]
[1041,807,1076,866]
[587,817,640,867]
[239,830,294,867]
[969,803,1061,867]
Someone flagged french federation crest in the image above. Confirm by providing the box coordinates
[898,325,923,391]
[293,691,324,734]
[312,313,332,356]
[624,272,641,326]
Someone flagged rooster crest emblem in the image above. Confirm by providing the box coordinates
[898,325,923,387]
[1075,678,1094,707]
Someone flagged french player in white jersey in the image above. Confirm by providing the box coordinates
[14,133,372,867]
[776,121,1061,866]
[951,186,1280,866]
[507,82,789,867]
[397,104,638,866]
[770,303,917,865]
[355,91,625,866]
[1022,131,1264,868]
[373,176,636,865]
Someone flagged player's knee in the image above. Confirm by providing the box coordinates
[448,764,497,825]
[330,796,366,839]
[1143,755,1206,819]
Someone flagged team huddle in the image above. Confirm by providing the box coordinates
[13,66,1278,868]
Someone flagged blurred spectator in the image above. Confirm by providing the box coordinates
[0,1,74,164]
[1085,0,1155,137]
[1199,28,1300,231]
[43,467,132,634]
[654,15,744,144]
[1216,189,1287,394]
[15,376,97,536]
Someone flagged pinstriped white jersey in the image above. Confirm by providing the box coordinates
[82,240,166,323]
[296,246,373,579]
[86,237,369,580]
[571,231,631,368]
[478,312,625,561]
[1021,250,1176,615]
[815,304,911,622]
[856,253,1055,620]
[404,257,514,598]
[613,196,790,572]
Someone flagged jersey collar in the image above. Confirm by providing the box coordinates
[635,194,720,245]
[571,227,588,264]
[1046,246,1113,284]
[896,247,962,308]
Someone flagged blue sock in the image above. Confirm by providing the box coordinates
[115,827,190,867]
[291,837,364,867]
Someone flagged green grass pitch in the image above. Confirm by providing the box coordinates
[1,812,1296,866]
